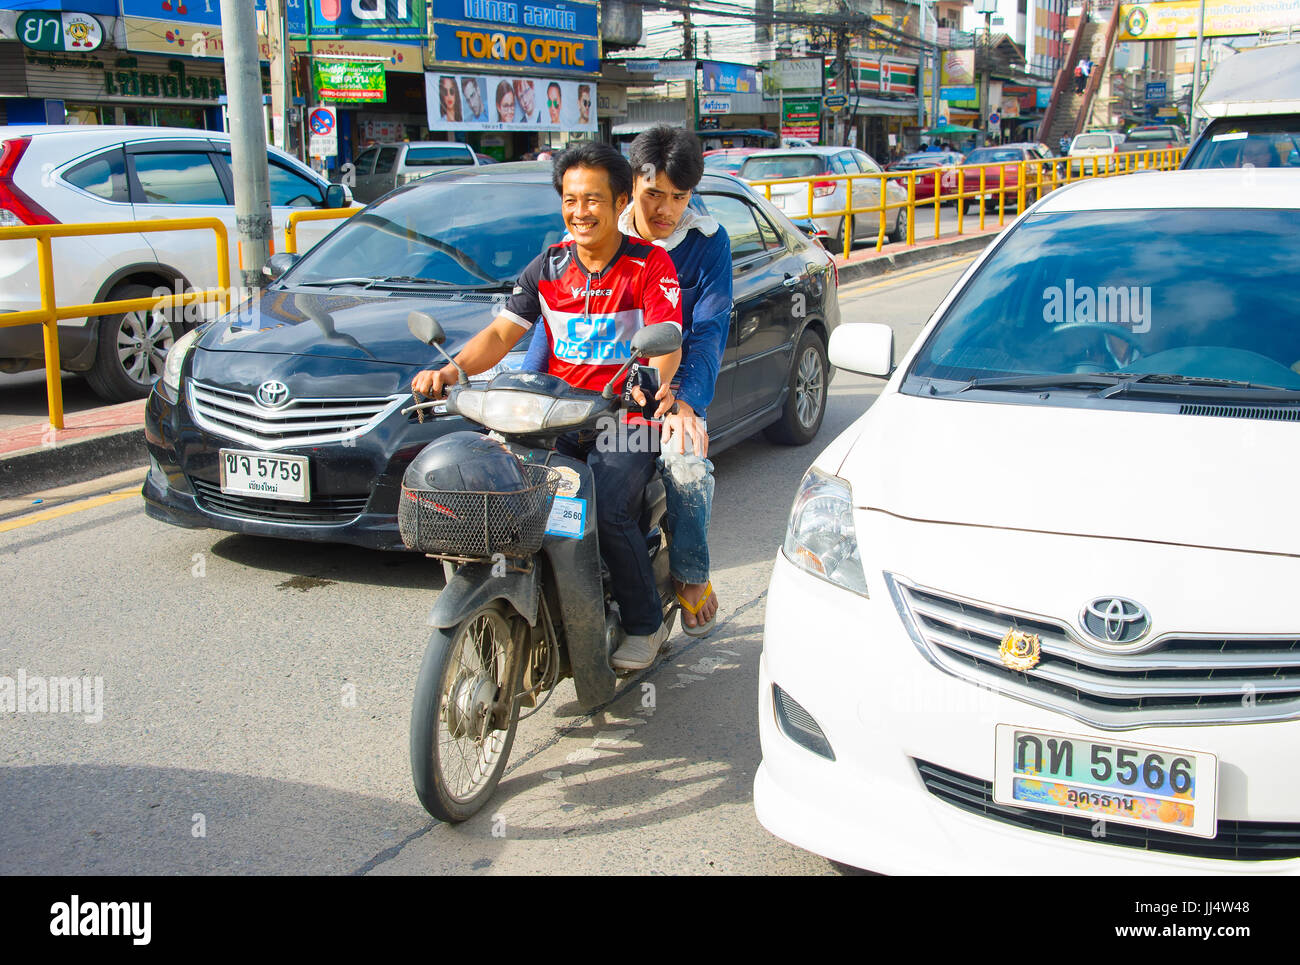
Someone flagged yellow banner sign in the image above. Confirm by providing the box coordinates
[1119,0,1300,41]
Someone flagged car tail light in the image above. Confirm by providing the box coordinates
[0,138,58,227]
[812,180,836,197]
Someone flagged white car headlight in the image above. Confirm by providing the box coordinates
[163,326,202,394]
[782,467,868,596]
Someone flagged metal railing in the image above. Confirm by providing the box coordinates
[284,206,359,253]
[0,217,232,430]
[749,146,1189,260]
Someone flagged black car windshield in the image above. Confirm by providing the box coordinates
[1182,117,1300,168]
[740,155,825,179]
[1126,128,1180,143]
[404,146,475,166]
[906,208,1300,396]
[966,148,1023,164]
[285,182,565,288]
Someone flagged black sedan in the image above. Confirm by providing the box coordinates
[142,163,841,550]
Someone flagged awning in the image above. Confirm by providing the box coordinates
[611,121,685,135]
[849,96,920,117]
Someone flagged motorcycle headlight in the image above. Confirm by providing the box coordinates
[782,467,868,596]
[163,326,202,395]
[481,390,552,433]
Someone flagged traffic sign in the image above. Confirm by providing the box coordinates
[937,115,948,126]
[988,111,1001,127]
[824,94,848,112]
[308,106,337,158]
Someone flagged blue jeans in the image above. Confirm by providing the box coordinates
[657,424,715,587]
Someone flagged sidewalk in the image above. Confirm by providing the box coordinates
[0,226,1001,500]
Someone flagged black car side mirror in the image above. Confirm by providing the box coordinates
[263,252,300,281]
[324,184,348,208]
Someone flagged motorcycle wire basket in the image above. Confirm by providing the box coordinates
[398,461,562,559]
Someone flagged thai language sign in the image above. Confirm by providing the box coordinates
[313,60,388,101]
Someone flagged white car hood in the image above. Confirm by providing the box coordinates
[836,391,1298,557]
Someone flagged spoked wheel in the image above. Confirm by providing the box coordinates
[410,604,525,822]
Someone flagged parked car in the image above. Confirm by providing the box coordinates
[886,151,966,204]
[757,169,1300,874]
[1068,130,1126,174]
[739,146,909,250]
[0,125,353,402]
[1124,124,1186,151]
[703,147,763,176]
[958,143,1056,213]
[348,141,479,202]
[142,164,841,550]
[1181,40,1300,170]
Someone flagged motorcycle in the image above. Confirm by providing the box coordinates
[399,311,682,822]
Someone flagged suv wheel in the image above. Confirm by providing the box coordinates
[85,283,178,403]
[765,329,828,446]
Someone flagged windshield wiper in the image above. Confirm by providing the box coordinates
[1096,373,1300,401]
[941,372,1132,395]
[294,277,374,288]
[365,276,511,291]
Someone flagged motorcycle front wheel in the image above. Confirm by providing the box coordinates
[410,603,524,823]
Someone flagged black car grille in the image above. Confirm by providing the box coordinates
[916,760,1300,862]
[191,479,370,524]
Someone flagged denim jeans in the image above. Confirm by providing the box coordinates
[556,428,663,636]
[657,421,714,587]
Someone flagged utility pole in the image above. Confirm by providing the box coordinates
[219,0,273,290]
[267,0,293,152]
[683,6,696,133]
[1190,0,1207,138]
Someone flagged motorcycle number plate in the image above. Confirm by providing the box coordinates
[545,496,585,539]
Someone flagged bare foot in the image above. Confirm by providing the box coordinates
[675,579,718,629]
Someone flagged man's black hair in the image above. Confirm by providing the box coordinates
[551,141,633,202]
[628,125,705,191]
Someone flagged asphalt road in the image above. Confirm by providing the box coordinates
[0,256,975,875]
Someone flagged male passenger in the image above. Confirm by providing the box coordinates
[411,143,683,669]
[521,127,731,635]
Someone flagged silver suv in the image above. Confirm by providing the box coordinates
[0,125,352,402]
[349,142,479,203]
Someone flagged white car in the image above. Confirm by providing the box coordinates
[1068,131,1126,175]
[756,169,1300,874]
[739,147,910,251]
[0,125,353,402]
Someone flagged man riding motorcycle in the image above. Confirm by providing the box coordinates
[411,141,683,670]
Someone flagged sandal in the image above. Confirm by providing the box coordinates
[675,580,718,638]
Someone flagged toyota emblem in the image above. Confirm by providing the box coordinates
[257,381,290,408]
[1080,597,1150,646]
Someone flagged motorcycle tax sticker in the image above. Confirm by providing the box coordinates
[545,496,585,538]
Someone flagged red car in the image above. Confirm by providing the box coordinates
[957,143,1057,213]
[885,151,966,203]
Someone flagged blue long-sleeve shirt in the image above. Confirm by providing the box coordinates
[518,211,732,419]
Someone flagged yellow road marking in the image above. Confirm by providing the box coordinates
[840,255,976,295]
[0,490,138,534]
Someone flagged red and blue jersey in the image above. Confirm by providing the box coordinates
[500,235,683,394]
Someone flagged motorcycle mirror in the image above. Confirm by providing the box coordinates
[408,310,446,346]
[630,322,682,358]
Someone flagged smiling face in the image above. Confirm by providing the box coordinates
[547,84,562,123]
[632,168,691,241]
[561,164,627,251]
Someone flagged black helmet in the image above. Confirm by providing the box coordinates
[403,431,526,494]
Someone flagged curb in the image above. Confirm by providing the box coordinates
[835,232,998,285]
[0,427,148,499]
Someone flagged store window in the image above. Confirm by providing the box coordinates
[132,152,228,205]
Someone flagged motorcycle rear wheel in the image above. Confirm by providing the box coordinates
[410,604,524,822]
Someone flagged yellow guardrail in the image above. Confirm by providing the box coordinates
[284,206,360,253]
[0,217,232,430]
[750,146,1189,261]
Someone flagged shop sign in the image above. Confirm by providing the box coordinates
[781,96,821,142]
[432,0,599,37]
[426,72,598,131]
[1119,0,1300,40]
[313,60,388,102]
[596,85,627,116]
[16,11,104,53]
[765,57,822,93]
[308,0,424,37]
[292,39,422,73]
[102,59,228,101]
[431,27,597,74]
[119,0,306,57]
[700,94,732,115]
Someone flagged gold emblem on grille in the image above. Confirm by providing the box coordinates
[998,628,1041,671]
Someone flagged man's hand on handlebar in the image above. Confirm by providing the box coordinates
[411,366,454,400]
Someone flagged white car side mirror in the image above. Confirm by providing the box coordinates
[829,323,894,378]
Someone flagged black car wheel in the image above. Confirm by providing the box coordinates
[85,283,179,403]
[766,329,828,446]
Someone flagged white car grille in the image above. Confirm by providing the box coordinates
[187,380,405,449]
[886,574,1300,730]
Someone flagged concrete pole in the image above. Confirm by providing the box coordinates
[219,0,273,290]
[1190,0,1208,138]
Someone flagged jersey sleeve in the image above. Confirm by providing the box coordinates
[501,252,544,329]
[639,245,684,331]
